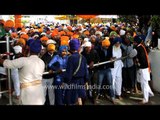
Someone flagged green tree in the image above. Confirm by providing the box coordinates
[149,15,160,30]
[117,15,138,25]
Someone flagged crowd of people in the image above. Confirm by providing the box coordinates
[0,18,155,105]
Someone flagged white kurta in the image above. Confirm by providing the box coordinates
[137,68,154,102]
[111,45,124,96]
[11,68,20,96]
[3,55,45,105]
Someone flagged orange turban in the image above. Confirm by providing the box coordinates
[72,34,79,39]
[110,25,116,31]
[4,20,14,28]
[11,32,18,39]
[21,28,26,32]
[51,31,59,38]
[67,31,73,36]
[59,31,66,36]
[67,26,72,31]
[61,40,69,46]
[53,28,59,33]
[83,30,90,35]
[102,37,110,47]
[133,32,137,37]
[17,38,26,46]
[40,36,49,41]
[38,28,43,33]
[20,34,29,40]
[47,44,55,51]
[60,36,69,41]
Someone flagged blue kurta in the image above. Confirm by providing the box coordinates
[64,52,89,105]
[48,54,68,105]
[48,54,68,80]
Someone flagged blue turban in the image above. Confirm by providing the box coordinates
[134,35,145,44]
[69,39,80,51]
[29,39,42,53]
[27,39,34,46]
[113,37,122,44]
[139,35,146,41]
[59,45,68,53]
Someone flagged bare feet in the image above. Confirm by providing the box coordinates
[139,100,148,105]
[16,95,20,100]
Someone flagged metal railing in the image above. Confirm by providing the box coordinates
[0,33,12,105]
[43,56,127,75]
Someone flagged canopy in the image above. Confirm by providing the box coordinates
[77,15,97,19]
[54,15,68,20]
[96,15,118,19]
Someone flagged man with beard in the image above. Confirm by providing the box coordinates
[64,39,89,105]
[133,35,154,104]
[81,41,100,104]
[0,39,45,105]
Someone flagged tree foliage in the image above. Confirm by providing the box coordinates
[150,15,160,30]
[117,15,138,25]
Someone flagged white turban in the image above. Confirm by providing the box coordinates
[46,39,56,45]
[13,45,22,54]
[120,29,126,36]
[84,41,92,47]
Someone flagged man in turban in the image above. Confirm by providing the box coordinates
[81,41,100,104]
[121,33,138,95]
[96,37,116,104]
[41,44,57,105]
[64,39,89,105]
[48,45,69,105]
[133,35,154,104]
[0,20,15,93]
[0,39,45,105]
[110,37,124,100]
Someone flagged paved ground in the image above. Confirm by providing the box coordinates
[1,91,160,105]
[85,91,160,105]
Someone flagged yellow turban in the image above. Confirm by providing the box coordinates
[47,44,56,51]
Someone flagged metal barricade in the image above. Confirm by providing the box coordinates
[0,33,12,105]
